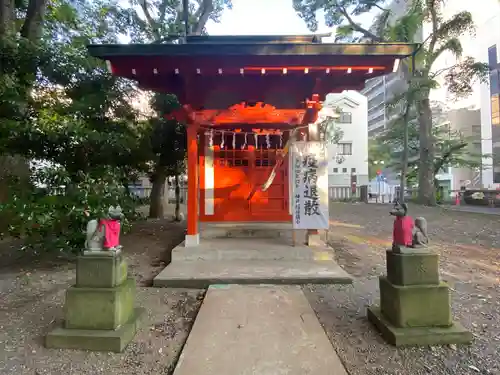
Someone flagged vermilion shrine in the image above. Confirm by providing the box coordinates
[88,35,417,247]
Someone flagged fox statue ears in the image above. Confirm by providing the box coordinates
[108,205,124,219]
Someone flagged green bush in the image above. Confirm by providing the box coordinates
[0,165,144,254]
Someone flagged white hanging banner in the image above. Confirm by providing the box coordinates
[291,141,329,229]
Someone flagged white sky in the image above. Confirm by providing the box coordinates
[206,0,375,37]
[126,0,500,110]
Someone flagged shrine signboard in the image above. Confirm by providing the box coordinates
[291,141,329,229]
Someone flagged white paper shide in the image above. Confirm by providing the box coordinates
[291,141,329,229]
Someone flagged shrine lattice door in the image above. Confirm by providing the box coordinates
[201,142,291,222]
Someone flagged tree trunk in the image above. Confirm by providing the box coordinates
[20,0,47,41]
[0,0,14,36]
[149,168,166,218]
[399,102,411,204]
[174,174,181,221]
[417,98,436,205]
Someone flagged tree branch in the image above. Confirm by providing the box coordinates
[139,0,161,41]
[429,63,459,79]
[424,1,440,71]
[158,0,168,24]
[192,0,213,35]
[338,5,383,42]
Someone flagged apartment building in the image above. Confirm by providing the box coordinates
[362,0,421,137]
[434,108,482,191]
[477,7,500,188]
[323,91,369,187]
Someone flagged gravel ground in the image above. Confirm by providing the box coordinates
[305,202,500,375]
[2,202,499,375]
[0,218,203,375]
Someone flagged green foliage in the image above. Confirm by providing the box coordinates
[122,0,232,42]
[318,114,344,145]
[293,0,488,205]
[373,101,483,184]
[293,0,387,41]
[0,166,144,253]
[368,139,391,179]
[0,0,153,252]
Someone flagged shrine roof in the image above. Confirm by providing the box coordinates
[87,36,419,110]
[88,37,417,59]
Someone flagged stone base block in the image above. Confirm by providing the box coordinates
[46,308,144,352]
[367,306,473,347]
[379,277,451,328]
[386,250,439,286]
[64,277,136,330]
[307,233,322,247]
[76,254,128,288]
[185,234,200,247]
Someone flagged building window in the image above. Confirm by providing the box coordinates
[351,168,356,173]
[333,168,338,173]
[488,45,498,69]
[342,168,348,173]
[491,70,500,95]
[338,112,352,123]
[338,142,353,155]
[492,94,500,126]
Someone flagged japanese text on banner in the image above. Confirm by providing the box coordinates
[291,142,329,229]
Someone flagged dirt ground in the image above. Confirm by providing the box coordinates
[1,202,499,375]
[305,203,500,375]
[0,218,203,375]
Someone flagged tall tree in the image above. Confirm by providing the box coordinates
[0,0,151,251]
[293,0,488,205]
[0,0,50,202]
[144,93,186,219]
[120,0,232,218]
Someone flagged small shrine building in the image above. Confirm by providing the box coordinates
[88,35,417,247]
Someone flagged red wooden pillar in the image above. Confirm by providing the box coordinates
[186,124,200,247]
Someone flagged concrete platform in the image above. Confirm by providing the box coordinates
[172,285,348,375]
[155,237,352,287]
[155,223,352,287]
[153,259,352,287]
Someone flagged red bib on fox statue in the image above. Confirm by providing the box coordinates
[393,215,414,248]
[99,218,121,249]
[390,202,413,251]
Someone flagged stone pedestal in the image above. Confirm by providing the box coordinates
[46,252,144,352]
[367,249,472,346]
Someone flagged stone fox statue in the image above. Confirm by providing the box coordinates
[413,217,428,247]
[390,201,429,251]
[85,206,124,251]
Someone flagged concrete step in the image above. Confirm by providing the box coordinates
[153,260,352,288]
[172,247,326,261]
[201,228,286,239]
[172,238,332,262]
[200,222,295,240]
[171,285,349,375]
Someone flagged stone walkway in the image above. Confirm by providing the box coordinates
[172,285,348,375]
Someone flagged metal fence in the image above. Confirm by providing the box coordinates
[133,185,370,204]
[129,186,188,203]
[328,186,368,201]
